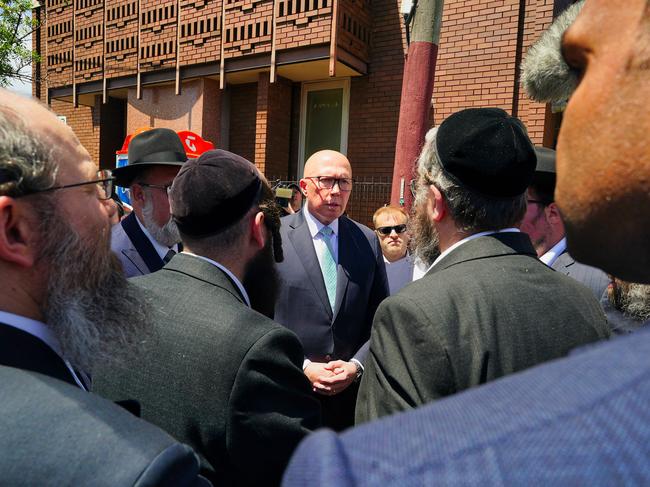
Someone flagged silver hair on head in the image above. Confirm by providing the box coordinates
[0,109,57,197]
[520,0,585,103]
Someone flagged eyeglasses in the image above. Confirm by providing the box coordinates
[304,176,353,192]
[139,182,173,192]
[376,224,407,236]
[18,169,114,200]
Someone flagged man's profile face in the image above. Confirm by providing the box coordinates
[300,151,352,225]
[557,0,650,282]
[519,188,552,257]
[135,166,180,227]
[375,211,410,262]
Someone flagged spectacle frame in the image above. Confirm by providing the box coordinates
[15,169,114,200]
[304,176,353,192]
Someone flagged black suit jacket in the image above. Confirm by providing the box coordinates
[356,232,611,422]
[94,253,321,486]
[0,323,207,486]
[274,211,389,363]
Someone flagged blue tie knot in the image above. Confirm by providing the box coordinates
[320,226,334,238]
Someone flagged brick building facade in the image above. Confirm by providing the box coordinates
[33,0,573,225]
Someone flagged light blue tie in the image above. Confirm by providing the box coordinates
[319,226,337,311]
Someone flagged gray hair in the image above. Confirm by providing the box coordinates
[0,108,57,197]
[520,0,585,103]
[415,127,527,233]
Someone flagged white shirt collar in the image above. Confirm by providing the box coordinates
[0,310,88,390]
[426,228,521,274]
[135,214,178,260]
[180,252,251,307]
[303,204,339,238]
[540,236,567,266]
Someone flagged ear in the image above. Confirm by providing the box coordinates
[429,184,446,222]
[0,197,38,268]
[545,202,563,225]
[250,211,266,251]
[130,183,146,206]
[299,178,309,197]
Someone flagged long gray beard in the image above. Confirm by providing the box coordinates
[40,215,151,375]
[618,283,650,322]
[142,197,181,248]
[409,206,441,268]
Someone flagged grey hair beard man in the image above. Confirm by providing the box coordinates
[110,128,187,277]
[355,109,610,423]
[0,89,207,486]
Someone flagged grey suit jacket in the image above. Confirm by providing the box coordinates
[552,250,610,301]
[0,321,208,487]
[94,253,321,486]
[356,232,611,423]
[283,326,650,486]
[274,211,389,363]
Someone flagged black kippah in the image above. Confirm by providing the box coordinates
[170,149,262,237]
[436,108,537,198]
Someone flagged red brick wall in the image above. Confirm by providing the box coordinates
[255,74,293,178]
[433,0,552,144]
[51,99,102,167]
[228,83,257,163]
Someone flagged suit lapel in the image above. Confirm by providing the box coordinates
[288,213,333,319]
[121,213,164,273]
[333,218,352,321]
[552,250,574,272]
[121,247,150,276]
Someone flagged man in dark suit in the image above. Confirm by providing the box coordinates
[520,146,610,300]
[274,150,389,430]
[0,90,206,485]
[284,1,650,483]
[94,150,321,486]
[111,128,187,277]
[356,108,610,423]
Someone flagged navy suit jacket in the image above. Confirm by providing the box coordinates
[274,211,389,363]
[283,327,650,486]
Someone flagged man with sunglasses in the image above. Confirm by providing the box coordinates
[111,128,187,277]
[274,150,389,431]
[373,206,414,295]
[0,90,207,485]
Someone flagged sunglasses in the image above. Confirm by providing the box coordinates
[376,224,407,236]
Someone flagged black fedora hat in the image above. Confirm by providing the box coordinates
[113,128,188,187]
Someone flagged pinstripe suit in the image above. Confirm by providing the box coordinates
[551,250,610,302]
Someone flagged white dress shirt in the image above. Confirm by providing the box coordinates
[540,237,567,267]
[135,214,179,259]
[180,252,251,307]
[0,310,88,390]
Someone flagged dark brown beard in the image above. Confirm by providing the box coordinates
[243,239,280,318]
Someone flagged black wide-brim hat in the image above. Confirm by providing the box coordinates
[113,128,188,187]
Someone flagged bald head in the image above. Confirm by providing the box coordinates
[303,150,352,177]
[300,150,353,225]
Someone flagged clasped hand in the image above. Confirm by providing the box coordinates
[304,360,357,396]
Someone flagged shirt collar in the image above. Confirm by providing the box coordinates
[180,252,251,307]
[427,228,521,273]
[303,204,339,239]
[135,214,178,260]
[540,236,567,266]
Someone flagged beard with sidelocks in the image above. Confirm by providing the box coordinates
[36,201,151,374]
[409,178,441,267]
[142,189,181,247]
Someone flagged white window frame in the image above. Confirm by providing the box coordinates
[297,78,351,178]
